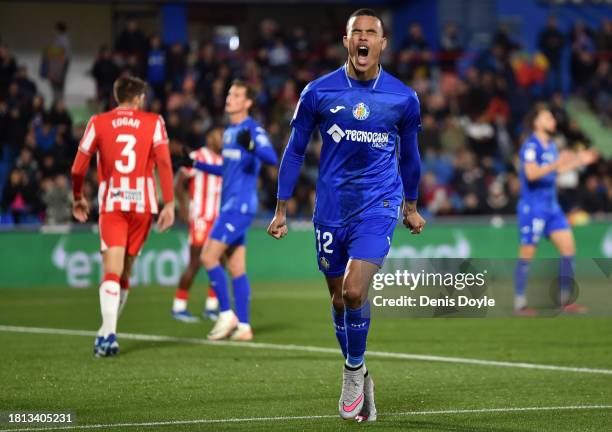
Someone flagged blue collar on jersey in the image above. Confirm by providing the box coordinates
[342,63,383,89]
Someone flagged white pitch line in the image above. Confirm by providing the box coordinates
[1,405,612,432]
[2,325,612,376]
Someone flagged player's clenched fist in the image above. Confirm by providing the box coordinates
[403,200,425,235]
[267,214,288,239]
[268,200,289,239]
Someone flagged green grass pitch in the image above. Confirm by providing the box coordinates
[1,282,612,431]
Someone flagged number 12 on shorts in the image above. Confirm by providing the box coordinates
[316,229,334,253]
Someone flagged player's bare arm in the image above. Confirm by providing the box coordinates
[70,122,95,223]
[153,129,176,233]
[523,158,565,181]
[155,144,176,233]
[175,168,190,223]
[556,148,600,173]
[522,107,599,181]
[524,148,599,180]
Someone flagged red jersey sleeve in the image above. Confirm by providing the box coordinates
[153,115,169,147]
[71,116,98,199]
[152,115,174,204]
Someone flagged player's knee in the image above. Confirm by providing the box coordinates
[201,250,218,269]
[559,240,576,256]
[519,246,536,260]
[105,262,124,277]
[227,260,245,278]
[342,285,362,308]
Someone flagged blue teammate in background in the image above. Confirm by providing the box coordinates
[194,79,278,341]
[515,104,598,316]
[267,9,425,421]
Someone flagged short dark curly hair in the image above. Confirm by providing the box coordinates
[347,8,384,35]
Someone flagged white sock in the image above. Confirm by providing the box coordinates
[559,290,571,306]
[237,322,251,331]
[345,359,364,368]
[205,296,219,310]
[514,295,527,310]
[219,310,234,320]
[118,289,129,316]
[173,298,187,312]
[99,280,120,337]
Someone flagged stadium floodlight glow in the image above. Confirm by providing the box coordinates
[229,36,240,51]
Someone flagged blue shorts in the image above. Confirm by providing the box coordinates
[210,212,254,246]
[313,216,398,277]
[518,202,569,245]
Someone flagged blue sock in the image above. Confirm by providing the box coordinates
[232,274,251,324]
[559,255,575,305]
[332,307,347,359]
[207,265,231,312]
[344,300,371,367]
[514,259,530,309]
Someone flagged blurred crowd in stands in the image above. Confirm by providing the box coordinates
[0,16,611,225]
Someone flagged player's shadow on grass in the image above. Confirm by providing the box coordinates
[250,354,333,363]
[391,419,530,432]
[252,321,298,335]
[118,341,184,356]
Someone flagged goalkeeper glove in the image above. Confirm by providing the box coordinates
[236,128,255,152]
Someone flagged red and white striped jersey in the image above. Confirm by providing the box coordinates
[184,147,222,222]
[73,108,173,214]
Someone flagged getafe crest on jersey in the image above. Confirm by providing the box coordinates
[352,102,370,120]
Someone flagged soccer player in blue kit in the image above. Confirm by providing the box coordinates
[267,9,425,421]
[515,104,598,316]
[193,80,278,341]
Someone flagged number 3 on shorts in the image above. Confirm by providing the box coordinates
[316,229,334,253]
[115,134,137,174]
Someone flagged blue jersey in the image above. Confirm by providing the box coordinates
[220,117,272,215]
[291,65,421,226]
[518,134,560,210]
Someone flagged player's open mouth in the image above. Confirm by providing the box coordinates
[357,45,369,66]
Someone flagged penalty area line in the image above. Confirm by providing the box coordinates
[1,405,612,431]
[1,324,612,376]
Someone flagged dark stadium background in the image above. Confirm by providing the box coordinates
[0,0,610,227]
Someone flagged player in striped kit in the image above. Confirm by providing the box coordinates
[172,127,223,322]
[71,76,175,357]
